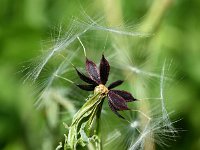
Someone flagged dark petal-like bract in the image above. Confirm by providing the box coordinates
[108,101,125,119]
[74,68,97,85]
[107,90,129,110]
[76,84,96,91]
[111,90,136,102]
[100,54,110,85]
[86,58,101,84]
[108,80,124,89]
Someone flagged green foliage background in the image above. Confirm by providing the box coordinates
[0,0,200,150]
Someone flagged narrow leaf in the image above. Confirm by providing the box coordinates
[86,58,100,84]
[100,54,110,84]
[108,101,125,119]
[111,90,136,102]
[108,80,124,89]
[108,90,129,110]
[75,67,97,85]
[76,84,95,91]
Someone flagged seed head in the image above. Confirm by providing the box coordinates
[74,54,137,119]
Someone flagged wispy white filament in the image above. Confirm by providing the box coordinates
[77,37,87,57]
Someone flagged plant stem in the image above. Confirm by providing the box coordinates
[96,100,104,150]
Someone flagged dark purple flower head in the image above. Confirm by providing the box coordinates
[75,54,136,119]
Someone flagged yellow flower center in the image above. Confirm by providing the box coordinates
[94,84,108,95]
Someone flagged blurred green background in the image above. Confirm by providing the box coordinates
[0,0,200,150]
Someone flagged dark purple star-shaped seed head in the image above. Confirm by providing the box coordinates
[74,54,137,119]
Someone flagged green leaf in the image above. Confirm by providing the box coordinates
[65,93,104,150]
